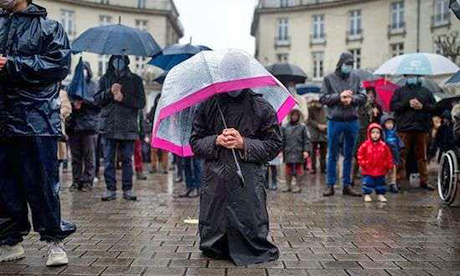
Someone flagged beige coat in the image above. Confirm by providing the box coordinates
[57,90,72,160]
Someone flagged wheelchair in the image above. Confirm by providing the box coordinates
[437,149,460,206]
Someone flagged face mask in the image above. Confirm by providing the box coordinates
[0,0,16,10]
[407,77,419,85]
[228,90,243,98]
[112,58,126,71]
[341,64,352,74]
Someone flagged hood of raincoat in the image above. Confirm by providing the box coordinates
[0,3,71,136]
[367,123,383,141]
[83,61,93,82]
[380,114,396,130]
[452,104,460,123]
[287,108,304,124]
[335,52,354,78]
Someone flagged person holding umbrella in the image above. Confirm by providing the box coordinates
[320,52,367,197]
[95,55,146,201]
[0,0,76,266]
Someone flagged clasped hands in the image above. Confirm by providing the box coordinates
[216,128,244,150]
[409,98,423,110]
[111,83,123,102]
[340,90,353,106]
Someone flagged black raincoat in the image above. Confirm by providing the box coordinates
[190,91,282,266]
[0,4,71,136]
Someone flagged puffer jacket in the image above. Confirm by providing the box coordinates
[452,104,460,146]
[94,56,146,141]
[282,109,311,164]
[0,4,71,136]
[357,123,394,177]
[381,114,403,165]
[320,52,367,122]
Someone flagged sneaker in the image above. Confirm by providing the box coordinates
[389,184,398,194]
[364,195,373,202]
[175,177,183,183]
[188,188,200,198]
[343,186,362,197]
[0,244,25,263]
[69,183,79,192]
[93,177,99,184]
[377,195,388,202]
[101,190,117,201]
[46,242,68,267]
[80,183,92,192]
[323,186,334,197]
[136,172,147,180]
[149,168,158,174]
[123,190,137,201]
[179,189,193,198]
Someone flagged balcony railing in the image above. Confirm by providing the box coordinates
[310,34,327,46]
[258,0,338,8]
[431,13,451,29]
[275,36,291,47]
[387,22,406,37]
[346,29,363,43]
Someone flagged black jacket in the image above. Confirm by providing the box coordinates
[452,104,460,146]
[390,84,436,133]
[94,56,146,140]
[66,83,100,136]
[0,4,71,136]
[190,91,281,266]
[320,52,367,122]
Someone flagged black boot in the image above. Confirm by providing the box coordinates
[343,186,362,197]
[323,186,334,197]
[179,189,193,198]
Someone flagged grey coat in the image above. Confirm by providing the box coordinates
[282,110,311,164]
[307,104,327,143]
[320,52,367,122]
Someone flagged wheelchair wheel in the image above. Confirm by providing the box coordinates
[437,150,459,206]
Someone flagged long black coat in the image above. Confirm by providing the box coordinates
[66,80,100,136]
[94,56,146,140]
[190,91,282,266]
[0,4,71,136]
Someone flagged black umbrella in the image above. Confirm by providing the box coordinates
[450,0,460,20]
[435,94,460,112]
[446,70,460,85]
[266,63,307,84]
[72,23,161,57]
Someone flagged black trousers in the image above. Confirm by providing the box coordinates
[0,137,76,246]
[68,134,97,186]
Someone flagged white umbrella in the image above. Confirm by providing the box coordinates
[374,53,459,76]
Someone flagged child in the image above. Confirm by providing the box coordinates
[282,109,311,193]
[381,114,404,193]
[358,123,394,202]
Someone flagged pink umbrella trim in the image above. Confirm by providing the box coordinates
[151,96,296,157]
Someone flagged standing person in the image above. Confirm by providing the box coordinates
[95,55,146,201]
[320,52,367,197]
[381,114,404,193]
[0,0,76,266]
[66,62,100,192]
[266,154,281,190]
[307,97,327,174]
[282,109,311,193]
[179,157,202,198]
[357,123,394,202]
[452,104,460,144]
[147,93,169,174]
[58,89,72,170]
[390,75,436,191]
[432,110,456,163]
[134,111,147,180]
[190,90,282,266]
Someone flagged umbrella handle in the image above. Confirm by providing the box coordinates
[216,97,246,188]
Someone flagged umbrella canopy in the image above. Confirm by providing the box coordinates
[67,57,91,101]
[265,63,307,84]
[446,70,460,85]
[153,71,168,85]
[374,53,459,76]
[72,24,161,57]
[451,0,460,20]
[435,94,460,112]
[352,69,378,82]
[363,78,399,112]
[151,49,296,157]
[296,83,321,95]
[395,77,444,94]
[148,44,211,71]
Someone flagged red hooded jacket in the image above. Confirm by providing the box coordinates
[357,123,394,177]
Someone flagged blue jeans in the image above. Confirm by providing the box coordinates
[362,176,387,195]
[327,120,359,187]
[0,137,76,245]
[104,139,135,191]
[183,157,203,189]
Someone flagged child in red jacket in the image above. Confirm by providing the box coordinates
[358,123,394,202]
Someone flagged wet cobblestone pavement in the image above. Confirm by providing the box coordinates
[1,168,459,276]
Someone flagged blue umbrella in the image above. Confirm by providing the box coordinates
[67,57,90,101]
[153,71,168,85]
[148,44,211,71]
[446,70,460,85]
[296,83,321,95]
[72,24,161,57]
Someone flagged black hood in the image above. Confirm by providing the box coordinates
[0,3,47,17]
[83,61,93,82]
[106,55,131,77]
[335,52,354,76]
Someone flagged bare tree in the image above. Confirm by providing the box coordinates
[434,31,460,64]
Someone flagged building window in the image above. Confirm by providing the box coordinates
[349,49,361,69]
[349,10,362,36]
[280,0,290,7]
[60,10,75,41]
[98,15,112,76]
[101,0,109,4]
[312,14,325,41]
[135,20,148,74]
[136,20,148,31]
[390,1,405,29]
[433,0,450,25]
[390,43,404,57]
[99,15,112,26]
[277,18,289,41]
[312,52,324,79]
[138,0,146,9]
[277,53,289,63]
